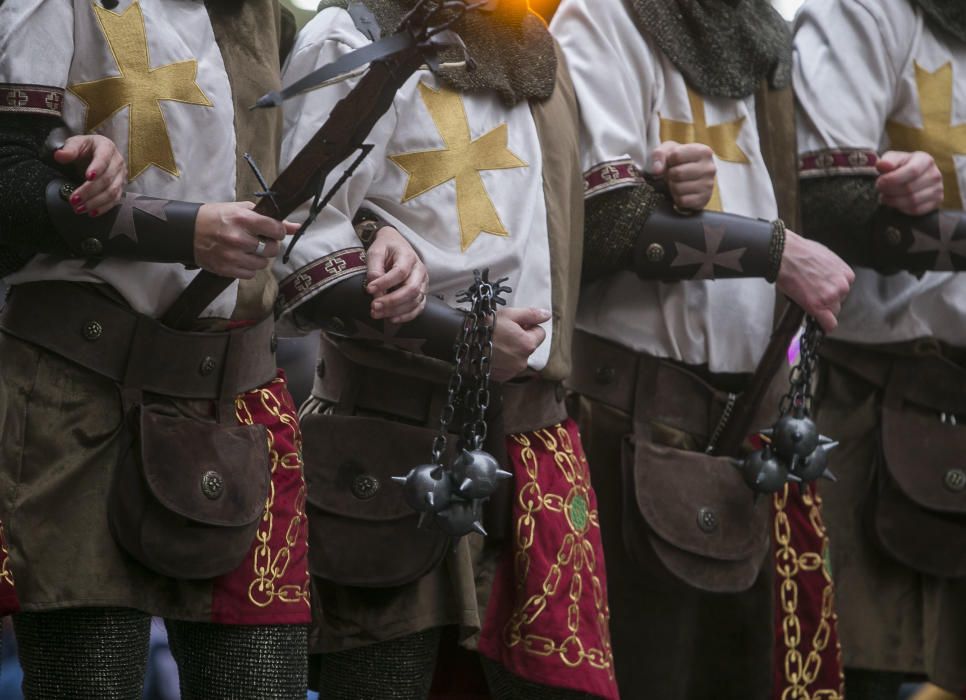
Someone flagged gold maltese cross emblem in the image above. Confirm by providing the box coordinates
[69,1,213,180]
[390,83,527,251]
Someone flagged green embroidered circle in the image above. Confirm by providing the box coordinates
[567,491,590,534]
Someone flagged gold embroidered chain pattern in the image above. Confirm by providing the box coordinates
[502,424,614,676]
[0,522,14,587]
[773,484,844,700]
[235,378,310,608]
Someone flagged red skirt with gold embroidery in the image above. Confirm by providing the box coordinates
[211,373,310,624]
[0,524,19,614]
[478,419,619,700]
[771,483,844,699]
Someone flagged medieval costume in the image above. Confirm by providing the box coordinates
[551,0,845,697]
[274,1,617,698]
[0,0,309,697]
[795,0,966,696]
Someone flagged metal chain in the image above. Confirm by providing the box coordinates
[430,269,508,465]
[778,316,824,417]
[431,310,476,466]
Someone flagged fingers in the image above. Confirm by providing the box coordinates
[365,243,388,295]
[59,136,128,216]
[650,140,679,176]
[390,295,427,324]
[75,157,126,215]
[239,208,288,241]
[78,136,115,183]
[664,145,715,210]
[668,176,715,210]
[875,150,909,174]
[666,159,716,184]
[876,151,940,192]
[383,268,429,324]
[373,265,427,321]
[666,143,715,168]
[813,309,838,334]
[367,240,421,298]
[501,306,552,327]
[881,183,945,216]
[52,135,94,167]
[525,324,547,349]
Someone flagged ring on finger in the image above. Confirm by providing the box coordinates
[253,238,268,257]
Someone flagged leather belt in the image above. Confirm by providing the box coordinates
[312,335,568,435]
[568,329,744,443]
[0,282,277,401]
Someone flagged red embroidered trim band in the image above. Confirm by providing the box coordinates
[584,159,645,197]
[799,149,879,178]
[0,84,65,117]
[278,247,367,314]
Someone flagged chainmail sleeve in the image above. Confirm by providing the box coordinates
[583,183,666,282]
[799,174,880,269]
[0,113,73,274]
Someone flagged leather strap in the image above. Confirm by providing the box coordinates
[46,179,198,264]
[312,335,567,434]
[0,282,277,400]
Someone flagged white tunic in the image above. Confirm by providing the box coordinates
[550,0,778,374]
[795,0,966,346]
[0,0,239,319]
[276,8,554,371]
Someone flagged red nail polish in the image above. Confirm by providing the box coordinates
[75,205,87,214]
[87,171,97,181]
[70,194,81,205]
[89,209,99,217]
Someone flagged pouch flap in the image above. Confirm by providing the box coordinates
[301,413,451,587]
[873,466,966,578]
[881,404,966,515]
[634,439,769,562]
[139,408,270,527]
[303,413,455,521]
[890,356,966,415]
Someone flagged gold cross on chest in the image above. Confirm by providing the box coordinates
[659,86,750,211]
[389,83,527,252]
[69,1,213,180]
[888,62,966,209]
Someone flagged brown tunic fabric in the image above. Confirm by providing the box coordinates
[816,349,966,694]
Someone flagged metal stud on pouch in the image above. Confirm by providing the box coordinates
[393,269,511,538]
[733,317,837,495]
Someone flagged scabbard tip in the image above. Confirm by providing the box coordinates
[251,92,282,110]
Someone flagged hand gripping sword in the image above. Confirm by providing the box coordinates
[161,0,483,329]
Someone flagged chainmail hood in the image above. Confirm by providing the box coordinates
[320,0,557,105]
[915,0,966,43]
[624,0,791,99]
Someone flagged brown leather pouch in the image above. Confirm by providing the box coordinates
[872,360,966,577]
[107,404,270,579]
[302,413,451,588]
[622,436,771,593]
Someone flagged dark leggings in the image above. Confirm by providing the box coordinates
[13,607,307,700]
[315,627,603,700]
